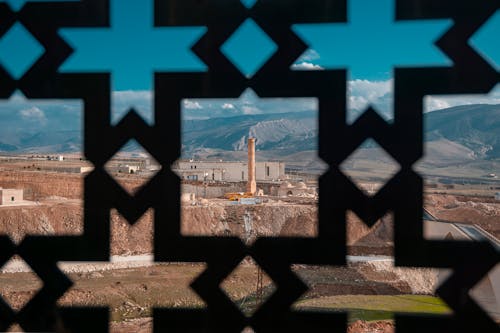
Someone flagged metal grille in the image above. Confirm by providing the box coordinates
[0,0,499,332]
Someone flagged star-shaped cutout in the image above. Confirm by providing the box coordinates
[293,0,452,123]
[59,0,206,125]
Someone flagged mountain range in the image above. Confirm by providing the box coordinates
[183,104,500,160]
[1,104,499,167]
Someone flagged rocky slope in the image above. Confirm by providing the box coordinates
[0,201,82,243]
[181,202,317,241]
[0,196,395,255]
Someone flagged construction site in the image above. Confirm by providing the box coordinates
[0,140,499,333]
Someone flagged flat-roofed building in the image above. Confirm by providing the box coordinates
[172,160,285,182]
[0,187,23,205]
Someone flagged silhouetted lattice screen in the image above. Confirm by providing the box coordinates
[0,0,499,332]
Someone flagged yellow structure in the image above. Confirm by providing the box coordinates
[224,192,254,201]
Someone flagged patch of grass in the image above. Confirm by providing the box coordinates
[295,295,452,322]
[348,309,393,322]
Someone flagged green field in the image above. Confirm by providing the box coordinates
[295,295,452,322]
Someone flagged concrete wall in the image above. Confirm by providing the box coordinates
[178,168,225,181]
[174,161,285,182]
[40,166,93,174]
[0,189,23,205]
[423,220,470,240]
[182,183,246,199]
[255,162,285,181]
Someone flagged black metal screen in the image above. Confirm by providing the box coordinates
[0,0,499,332]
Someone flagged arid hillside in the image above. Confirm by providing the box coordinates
[0,200,82,243]
[0,170,83,199]
[181,201,317,240]
[425,193,500,238]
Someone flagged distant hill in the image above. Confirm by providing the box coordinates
[182,111,316,155]
[424,104,500,159]
[0,130,81,153]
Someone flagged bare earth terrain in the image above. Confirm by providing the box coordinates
[0,168,498,332]
[425,193,500,239]
[1,261,443,333]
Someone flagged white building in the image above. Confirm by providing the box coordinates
[172,160,285,182]
[0,187,23,205]
[115,164,141,174]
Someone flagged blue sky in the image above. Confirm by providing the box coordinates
[0,0,499,125]
[57,0,456,88]
[293,0,452,81]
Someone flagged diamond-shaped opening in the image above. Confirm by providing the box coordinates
[240,0,257,9]
[221,19,278,78]
[177,90,323,241]
[292,262,453,329]
[340,139,400,196]
[347,211,394,256]
[0,22,45,79]
[220,256,275,317]
[470,263,500,322]
[104,139,161,195]
[0,256,43,312]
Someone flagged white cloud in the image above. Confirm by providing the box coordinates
[6,81,498,131]
[347,79,393,122]
[291,62,324,71]
[222,103,235,109]
[19,106,47,124]
[424,98,452,112]
[297,49,320,61]
[7,91,81,113]
[425,84,500,112]
[183,100,203,109]
[348,79,392,100]
[346,80,500,123]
